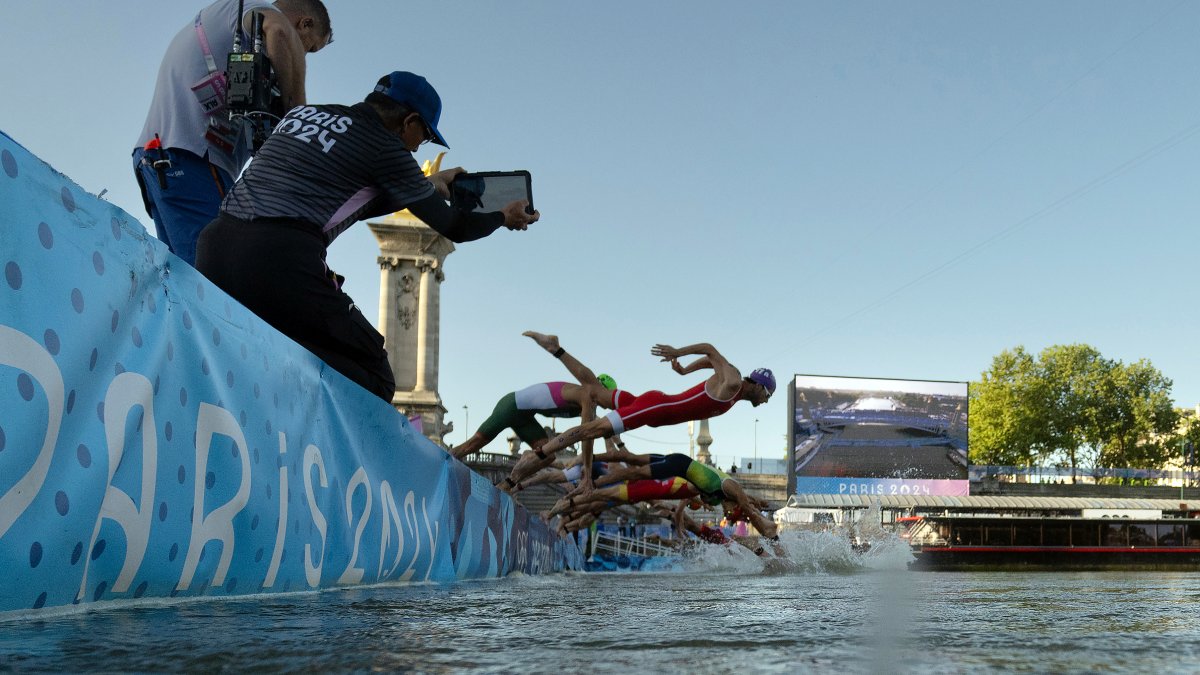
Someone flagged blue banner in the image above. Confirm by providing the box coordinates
[792,476,969,497]
[0,130,581,615]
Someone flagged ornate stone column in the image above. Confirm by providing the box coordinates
[696,418,714,466]
[368,209,454,447]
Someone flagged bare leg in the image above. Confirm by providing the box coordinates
[591,463,653,489]
[499,417,614,490]
[524,331,604,389]
[549,484,620,517]
[578,404,596,491]
[516,467,568,490]
[561,507,604,533]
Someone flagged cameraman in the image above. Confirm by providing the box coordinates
[133,0,332,266]
[194,71,539,402]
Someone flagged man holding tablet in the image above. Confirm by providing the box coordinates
[196,71,538,402]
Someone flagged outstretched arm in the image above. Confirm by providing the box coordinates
[652,343,735,377]
[672,499,690,538]
[652,342,742,397]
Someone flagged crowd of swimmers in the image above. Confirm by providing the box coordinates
[458,331,781,554]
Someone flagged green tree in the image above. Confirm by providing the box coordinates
[1089,360,1177,471]
[1037,344,1109,480]
[970,344,1177,481]
[969,347,1045,467]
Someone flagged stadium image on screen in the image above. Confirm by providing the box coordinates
[790,374,969,496]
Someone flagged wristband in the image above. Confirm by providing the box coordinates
[552,347,565,358]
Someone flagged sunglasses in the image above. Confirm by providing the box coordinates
[417,118,435,145]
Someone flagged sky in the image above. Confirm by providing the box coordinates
[3,1,1199,470]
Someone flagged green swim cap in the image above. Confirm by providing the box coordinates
[598,373,618,391]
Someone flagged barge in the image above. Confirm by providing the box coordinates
[777,494,1200,570]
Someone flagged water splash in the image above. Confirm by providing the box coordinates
[651,510,915,576]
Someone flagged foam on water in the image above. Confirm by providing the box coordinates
[639,512,916,577]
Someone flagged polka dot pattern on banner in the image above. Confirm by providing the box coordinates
[4,261,21,290]
[1,149,16,177]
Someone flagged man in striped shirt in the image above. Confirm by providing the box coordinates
[196,71,539,402]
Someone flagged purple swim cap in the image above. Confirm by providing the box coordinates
[749,368,776,394]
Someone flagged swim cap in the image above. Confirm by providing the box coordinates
[748,368,776,394]
[597,373,618,391]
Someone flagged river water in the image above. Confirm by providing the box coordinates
[3,530,1199,673]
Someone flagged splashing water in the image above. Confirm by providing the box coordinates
[631,518,916,577]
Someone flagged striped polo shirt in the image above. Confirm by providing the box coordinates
[220,102,435,244]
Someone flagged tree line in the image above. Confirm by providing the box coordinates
[970,344,1200,481]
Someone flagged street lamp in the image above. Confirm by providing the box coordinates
[753,418,759,473]
[463,405,469,439]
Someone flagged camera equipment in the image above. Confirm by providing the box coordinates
[225,0,282,153]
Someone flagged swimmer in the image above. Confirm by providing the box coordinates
[499,340,774,491]
[551,476,703,519]
[580,452,778,538]
[512,436,657,492]
[656,502,786,558]
[456,331,626,490]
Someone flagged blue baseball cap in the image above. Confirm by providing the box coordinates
[373,71,449,148]
[748,368,776,395]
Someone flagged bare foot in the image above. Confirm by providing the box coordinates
[522,330,559,353]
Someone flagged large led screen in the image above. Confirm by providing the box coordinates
[789,374,969,496]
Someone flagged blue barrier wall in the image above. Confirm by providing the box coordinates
[0,130,581,615]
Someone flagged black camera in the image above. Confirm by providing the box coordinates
[225,5,282,153]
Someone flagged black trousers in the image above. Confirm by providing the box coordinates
[196,213,396,403]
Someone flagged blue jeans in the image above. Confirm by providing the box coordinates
[132,147,233,266]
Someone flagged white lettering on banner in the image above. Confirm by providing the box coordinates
[515,529,528,572]
[401,491,423,582]
[176,404,252,591]
[77,373,159,601]
[0,326,64,539]
[263,431,289,588]
[336,467,371,585]
[420,497,439,582]
[0,326,567,599]
[887,483,932,496]
[377,481,408,580]
[303,444,328,588]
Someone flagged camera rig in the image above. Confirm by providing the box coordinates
[225,0,282,153]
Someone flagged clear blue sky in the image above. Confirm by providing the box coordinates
[3,2,1198,469]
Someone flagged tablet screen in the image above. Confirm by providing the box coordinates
[450,171,533,214]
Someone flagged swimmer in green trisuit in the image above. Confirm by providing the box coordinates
[561,451,778,538]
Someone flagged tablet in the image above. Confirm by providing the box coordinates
[450,170,534,215]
